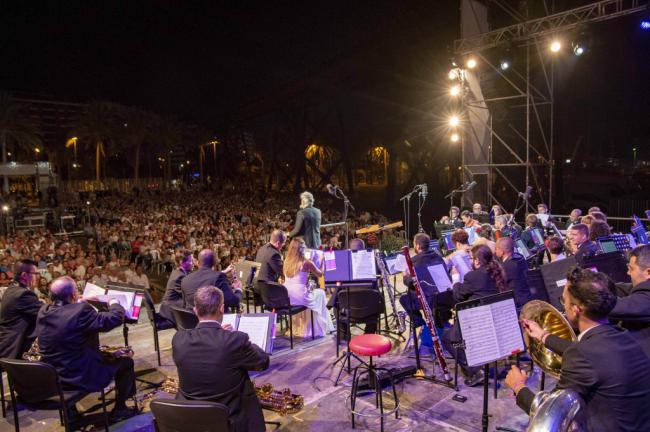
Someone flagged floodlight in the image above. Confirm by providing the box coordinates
[573,44,585,56]
[550,41,562,53]
[449,116,460,127]
[449,85,461,97]
[500,60,510,70]
[450,133,460,143]
[466,58,477,69]
[448,69,459,80]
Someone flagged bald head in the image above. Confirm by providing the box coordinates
[496,237,514,260]
[51,276,77,302]
[198,249,215,268]
[270,230,286,247]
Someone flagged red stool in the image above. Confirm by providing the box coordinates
[348,334,400,431]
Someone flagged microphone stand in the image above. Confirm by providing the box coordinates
[444,182,472,209]
[333,186,355,249]
[399,185,422,241]
[417,189,427,233]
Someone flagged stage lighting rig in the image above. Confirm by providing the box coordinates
[573,43,585,56]
[450,133,460,143]
[550,40,562,53]
[466,58,477,69]
[500,60,510,70]
[449,115,460,127]
[449,85,461,97]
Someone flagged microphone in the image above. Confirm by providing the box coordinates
[518,186,532,200]
[420,184,428,198]
[465,181,477,191]
[326,184,338,196]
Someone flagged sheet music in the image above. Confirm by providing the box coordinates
[324,251,336,271]
[83,282,106,298]
[449,253,472,283]
[386,254,407,274]
[308,249,324,270]
[221,313,238,329]
[427,264,452,292]
[463,227,477,245]
[490,299,524,358]
[237,315,270,351]
[351,250,376,280]
[458,305,500,367]
[107,289,135,318]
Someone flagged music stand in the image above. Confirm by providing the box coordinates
[234,261,262,313]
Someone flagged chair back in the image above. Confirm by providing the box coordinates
[338,288,384,322]
[259,281,291,310]
[171,306,199,330]
[151,398,231,432]
[0,358,61,403]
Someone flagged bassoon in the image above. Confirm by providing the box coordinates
[402,246,451,381]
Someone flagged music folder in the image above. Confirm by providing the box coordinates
[539,257,577,311]
[221,312,276,353]
[323,249,376,283]
[456,291,525,368]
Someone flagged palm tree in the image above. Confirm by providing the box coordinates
[118,106,152,183]
[72,101,116,182]
[0,92,41,193]
[152,116,184,186]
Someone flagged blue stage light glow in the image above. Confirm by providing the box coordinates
[641,20,650,30]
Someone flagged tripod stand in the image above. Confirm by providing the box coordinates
[330,185,355,249]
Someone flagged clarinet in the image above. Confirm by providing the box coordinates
[375,250,406,333]
[402,246,451,381]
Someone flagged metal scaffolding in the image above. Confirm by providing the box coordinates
[453,0,647,212]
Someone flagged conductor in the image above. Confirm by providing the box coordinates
[288,191,321,249]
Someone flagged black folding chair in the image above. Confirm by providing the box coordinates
[150,398,231,432]
[171,306,199,331]
[259,281,314,349]
[142,289,176,366]
[0,358,109,432]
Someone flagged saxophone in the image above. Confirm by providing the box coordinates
[375,250,406,333]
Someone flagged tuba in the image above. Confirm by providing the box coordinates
[520,300,587,432]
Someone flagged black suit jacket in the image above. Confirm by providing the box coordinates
[402,250,446,297]
[0,283,42,359]
[288,206,321,249]
[255,243,283,283]
[609,280,650,357]
[172,321,269,432]
[517,325,650,432]
[574,240,598,265]
[36,301,125,392]
[502,254,531,308]
[182,267,241,309]
[452,267,499,304]
[160,267,188,323]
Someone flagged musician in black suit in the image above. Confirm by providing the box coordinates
[288,191,321,249]
[564,208,582,230]
[182,249,242,310]
[160,250,194,324]
[255,230,286,285]
[172,286,269,432]
[506,268,650,432]
[609,245,650,357]
[520,214,540,250]
[441,245,504,386]
[448,206,464,229]
[36,276,137,421]
[0,260,42,359]
[495,237,531,308]
[567,223,598,265]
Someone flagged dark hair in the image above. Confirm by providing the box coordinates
[471,244,507,293]
[525,213,538,228]
[630,245,650,271]
[537,203,548,211]
[175,249,193,266]
[413,233,430,251]
[566,267,617,320]
[479,224,493,239]
[460,210,472,219]
[588,206,601,214]
[547,236,564,255]
[589,220,611,241]
[570,223,589,238]
[450,206,460,214]
[590,211,607,222]
[13,259,36,282]
[194,286,224,317]
[451,229,469,245]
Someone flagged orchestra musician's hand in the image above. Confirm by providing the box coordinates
[222,323,233,331]
[505,365,529,396]
[522,318,547,342]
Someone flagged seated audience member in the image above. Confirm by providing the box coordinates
[36,276,137,421]
[255,230,286,286]
[173,286,269,432]
[182,249,242,310]
[567,223,598,265]
[506,268,650,431]
[283,238,334,337]
[461,210,480,229]
[547,236,566,262]
[0,260,42,359]
[589,219,611,242]
[442,245,504,386]
[160,250,193,324]
[128,264,150,288]
[565,208,582,230]
[495,237,531,308]
[609,245,650,357]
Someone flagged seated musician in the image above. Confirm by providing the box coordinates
[589,219,611,241]
[447,206,464,228]
[472,203,488,217]
[505,268,650,431]
[444,230,472,283]
[495,237,531,309]
[160,250,194,325]
[520,214,540,250]
[547,235,566,262]
[182,249,242,310]
[474,224,495,252]
[36,276,137,421]
[441,245,504,386]
[565,208,582,230]
[567,223,598,265]
[460,210,480,229]
[489,204,505,225]
[255,230,287,298]
[172,286,269,432]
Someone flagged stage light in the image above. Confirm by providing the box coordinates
[550,41,562,53]
[1,205,8,212]
[500,60,510,70]
[450,133,460,143]
[448,69,459,80]
[573,44,585,56]
[641,20,650,30]
[565,159,572,164]
[449,115,460,127]
[449,85,461,97]
[466,58,477,69]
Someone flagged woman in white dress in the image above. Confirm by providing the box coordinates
[282,238,334,338]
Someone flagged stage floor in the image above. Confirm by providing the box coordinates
[0,292,549,431]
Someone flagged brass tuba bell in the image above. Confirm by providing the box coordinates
[519,300,576,379]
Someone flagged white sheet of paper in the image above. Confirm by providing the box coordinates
[427,264,452,292]
[83,282,106,298]
[490,299,524,358]
[450,253,472,283]
[237,316,270,351]
[537,213,550,226]
[221,313,239,329]
[107,289,135,318]
[351,250,376,280]
[324,251,336,271]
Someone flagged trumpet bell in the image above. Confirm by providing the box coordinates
[520,300,576,379]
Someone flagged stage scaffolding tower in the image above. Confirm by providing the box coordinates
[453,0,647,212]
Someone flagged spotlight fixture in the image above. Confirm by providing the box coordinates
[466,58,477,69]
[448,69,459,80]
[550,40,562,53]
[573,43,585,56]
[641,20,650,30]
[450,133,460,143]
[500,60,510,70]
[1,205,8,212]
[565,159,572,164]
[449,85,461,97]
[449,115,460,127]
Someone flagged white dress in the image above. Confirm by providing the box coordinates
[284,268,334,338]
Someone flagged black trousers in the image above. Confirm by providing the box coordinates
[399,290,455,328]
[110,357,136,409]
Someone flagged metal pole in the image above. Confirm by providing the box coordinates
[526,44,531,211]
[549,54,555,209]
